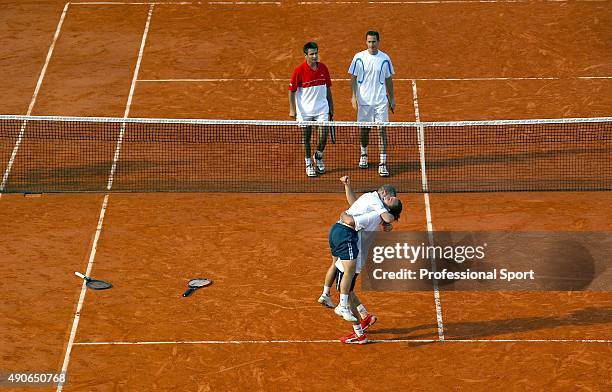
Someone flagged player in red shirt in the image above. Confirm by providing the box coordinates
[289,42,334,177]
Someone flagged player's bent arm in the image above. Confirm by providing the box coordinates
[380,211,396,224]
[340,212,356,227]
[289,90,296,117]
[352,210,387,231]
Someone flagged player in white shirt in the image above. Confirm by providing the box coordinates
[348,31,395,177]
[320,176,402,344]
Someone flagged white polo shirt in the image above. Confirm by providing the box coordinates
[348,50,394,106]
[346,191,388,232]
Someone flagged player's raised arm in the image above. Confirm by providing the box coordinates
[341,176,358,205]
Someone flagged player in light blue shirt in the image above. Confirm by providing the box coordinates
[348,31,395,177]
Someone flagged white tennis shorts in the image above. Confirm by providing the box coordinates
[296,112,328,122]
[357,103,388,123]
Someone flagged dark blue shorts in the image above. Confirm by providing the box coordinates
[328,223,359,261]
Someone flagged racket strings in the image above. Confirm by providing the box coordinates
[189,279,211,288]
[87,280,112,290]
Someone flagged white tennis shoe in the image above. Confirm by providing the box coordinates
[306,164,317,177]
[378,163,389,177]
[314,153,325,174]
[334,305,358,322]
[317,294,335,308]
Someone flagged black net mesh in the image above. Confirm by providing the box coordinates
[1,116,610,193]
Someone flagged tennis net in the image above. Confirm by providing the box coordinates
[0,115,610,193]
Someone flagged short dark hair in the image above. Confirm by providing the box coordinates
[366,31,380,41]
[303,41,318,54]
[379,184,397,197]
[388,199,403,220]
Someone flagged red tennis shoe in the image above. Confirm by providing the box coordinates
[360,314,377,331]
[340,332,369,345]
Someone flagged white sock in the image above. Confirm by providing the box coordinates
[323,286,331,296]
[361,146,368,155]
[352,324,364,337]
[357,304,368,319]
[305,157,312,165]
[380,153,387,164]
[340,294,349,307]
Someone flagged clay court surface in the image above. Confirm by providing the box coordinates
[1,1,611,391]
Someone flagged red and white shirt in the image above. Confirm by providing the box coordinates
[289,61,332,117]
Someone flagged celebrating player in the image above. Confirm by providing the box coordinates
[321,176,402,344]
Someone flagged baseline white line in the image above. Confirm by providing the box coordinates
[207,1,280,3]
[57,195,110,391]
[70,0,608,3]
[107,4,155,190]
[71,1,280,4]
[136,75,612,82]
[412,79,445,341]
[73,338,612,346]
[56,6,155,391]
[0,3,70,195]
[299,0,607,3]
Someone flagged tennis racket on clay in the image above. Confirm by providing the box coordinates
[182,278,213,297]
[74,271,113,290]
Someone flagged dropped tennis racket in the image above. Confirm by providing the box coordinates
[74,271,113,290]
[182,278,213,297]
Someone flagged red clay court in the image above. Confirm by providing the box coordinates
[0,1,611,391]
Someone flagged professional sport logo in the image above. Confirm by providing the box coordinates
[362,231,609,292]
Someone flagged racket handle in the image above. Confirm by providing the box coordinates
[75,271,86,279]
[182,288,196,297]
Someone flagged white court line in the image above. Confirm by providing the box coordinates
[71,1,281,4]
[107,4,155,190]
[56,194,110,391]
[56,5,155,392]
[0,3,70,195]
[137,76,612,82]
[69,0,608,3]
[412,79,445,341]
[73,338,612,346]
[299,0,607,4]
